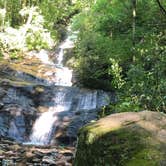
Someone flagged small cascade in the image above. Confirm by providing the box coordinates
[26,28,111,146]
[57,48,64,66]
[54,32,75,86]
[55,67,73,86]
[27,87,110,145]
[0,27,112,148]
[28,89,73,145]
[29,110,58,145]
[77,91,97,110]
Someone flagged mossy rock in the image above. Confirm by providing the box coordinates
[74,111,166,166]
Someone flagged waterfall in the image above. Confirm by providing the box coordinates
[54,34,75,86]
[77,92,97,110]
[27,90,72,145]
[26,29,110,146]
[29,110,58,145]
[26,33,75,145]
[57,48,64,66]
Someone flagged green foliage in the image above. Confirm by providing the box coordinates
[0,6,54,54]
[109,58,125,89]
[26,32,49,50]
[0,0,81,57]
[73,31,113,90]
[9,51,23,60]
[71,0,133,90]
[125,31,166,112]
[72,0,166,113]
[39,0,75,39]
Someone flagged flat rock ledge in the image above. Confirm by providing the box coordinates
[74,111,166,166]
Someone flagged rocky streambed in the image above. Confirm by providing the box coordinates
[0,56,74,165]
[0,137,74,166]
[1,53,166,166]
[0,51,112,165]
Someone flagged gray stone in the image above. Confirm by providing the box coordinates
[42,156,56,164]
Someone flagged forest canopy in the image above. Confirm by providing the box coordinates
[71,0,166,113]
[0,0,166,113]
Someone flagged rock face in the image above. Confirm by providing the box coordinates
[0,59,46,142]
[0,57,112,145]
[74,111,166,166]
[0,49,113,164]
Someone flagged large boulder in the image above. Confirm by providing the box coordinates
[74,111,166,166]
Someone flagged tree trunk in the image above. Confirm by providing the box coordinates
[132,0,137,62]
[18,7,34,48]
[132,0,136,46]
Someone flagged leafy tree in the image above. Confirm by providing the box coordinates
[71,0,166,112]
[0,0,81,56]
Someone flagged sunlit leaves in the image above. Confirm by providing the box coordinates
[0,6,54,52]
[72,0,166,113]
[109,58,125,89]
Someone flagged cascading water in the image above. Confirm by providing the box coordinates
[57,49,64,66]
[29,89,74,145]
[54,34,75,86]
[27,111,58,145]
[27,29,111,145]
[27,33,75,145]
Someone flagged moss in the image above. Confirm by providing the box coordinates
[79,122,121,145]
[0,78,37,87]
[74,124,165,166]
[0,58,56,82]
[126,148,164,166]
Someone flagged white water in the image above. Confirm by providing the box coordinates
[27,89,110,145]
[29,105,69,145]
[29,110,58,145]
[26,29,110,145]
[54,32,75,86]
[27,89,73,145]
[77,91,97,110]
[26,32,76,145]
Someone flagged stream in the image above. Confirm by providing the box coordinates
[0,29,113,165]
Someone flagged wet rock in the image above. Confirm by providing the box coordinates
[32,158,41,162]
[0,149,5,155]
[0,104,36,142]
[0,116,9,136]
[63,151,73,157]
[0,66,39,141]
[25,151,35,159]
[33,151,45,157]
[65,156,73,163]
[0,87,6,96]
[42,156,56,164]
[0,102,4,109]
[0,159,15,165]
[0,52,112,165]
[64,163,72,166]
[0,136,74,165]
[55,160,66,166]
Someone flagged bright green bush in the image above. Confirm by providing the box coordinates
[125,32,166,112]
[0,6,54,55]
[72,0,166,113]
[0,0,80,57]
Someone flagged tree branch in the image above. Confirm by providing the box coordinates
[156,0,166,16]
